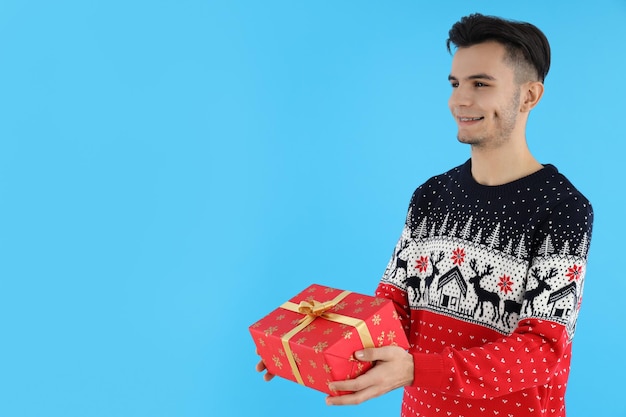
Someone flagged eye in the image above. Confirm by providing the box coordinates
[450,82,459,88]
[474,82,487,87]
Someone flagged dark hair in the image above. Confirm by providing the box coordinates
[446,13,551,83]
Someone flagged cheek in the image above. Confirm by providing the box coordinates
[488,102,507,119]
[493,103,518,121]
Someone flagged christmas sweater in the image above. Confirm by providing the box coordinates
[377,159,593,417]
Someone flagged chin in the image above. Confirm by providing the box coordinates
[456,135,482,145]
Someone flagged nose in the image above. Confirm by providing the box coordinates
[448,85,472,110]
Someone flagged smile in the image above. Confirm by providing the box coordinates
[458,117,484,122]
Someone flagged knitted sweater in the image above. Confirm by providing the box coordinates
[377,159,593,417]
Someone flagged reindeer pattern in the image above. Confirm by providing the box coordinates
[382,232,585,336]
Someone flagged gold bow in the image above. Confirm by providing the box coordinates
[297,299,336,317]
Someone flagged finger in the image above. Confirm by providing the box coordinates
[328,372,372,394]
[328,379,357,394]
[326,385,381,406]
[256,360,275,381]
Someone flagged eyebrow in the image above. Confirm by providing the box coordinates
[448,73,497,81]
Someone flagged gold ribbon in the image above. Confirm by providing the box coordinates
[279,290,375,386]
[297,299,336,317]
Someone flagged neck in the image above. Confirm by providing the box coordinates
[469,139,543,186]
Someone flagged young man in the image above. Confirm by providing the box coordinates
[258,13,593,417]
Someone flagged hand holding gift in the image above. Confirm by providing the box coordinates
[250,284,409,396]
[325,345,414,405]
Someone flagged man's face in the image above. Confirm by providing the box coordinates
[448,41,522,147]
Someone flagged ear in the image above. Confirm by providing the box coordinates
[520,81,544,112]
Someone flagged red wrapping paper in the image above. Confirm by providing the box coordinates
[249,283,409,395]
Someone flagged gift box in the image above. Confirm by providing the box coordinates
[249,283,409,396]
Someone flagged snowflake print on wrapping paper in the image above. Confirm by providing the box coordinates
[567,264,583,281]
[272,355,283,369]
[264,326,278,336]
[377,331,386,346]
[334,301,348,311]
[415,256,429,273]
[451,247,466,266]
[313,341,328,353]
[302,324,316,333]
[370,298,384,307]
[497,275,514,294]
[356,362,365,375]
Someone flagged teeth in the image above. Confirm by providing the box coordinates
[460,117,483,121]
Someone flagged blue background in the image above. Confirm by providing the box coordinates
[1,1,624,416]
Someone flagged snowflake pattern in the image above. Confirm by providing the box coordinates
[264,326,278,336]
[370,298,384,307]
[272,355,282,369]
[451,247,466,266]
[377,331,386,346]
[497,275,514,294]
[302,324,316,333]
[313,341,328,353]
[415,255,429,272]
[566,264,583,281]
[334,301,348,311]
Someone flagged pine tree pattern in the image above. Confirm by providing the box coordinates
[377,160,593,417]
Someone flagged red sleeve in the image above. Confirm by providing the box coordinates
[411,317,570,399]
